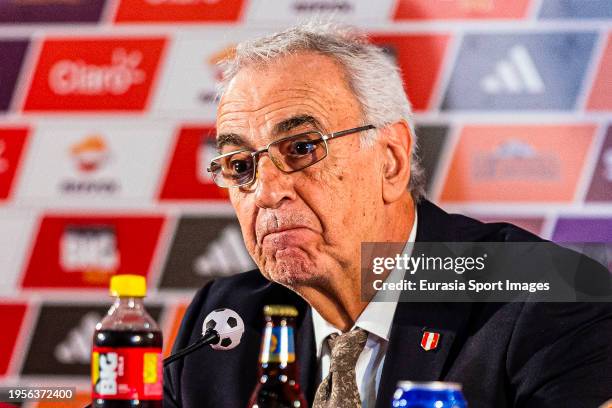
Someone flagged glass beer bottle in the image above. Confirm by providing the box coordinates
[248,305,307,408]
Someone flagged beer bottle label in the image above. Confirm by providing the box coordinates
[91,347,162,400]
[260,326,295,364]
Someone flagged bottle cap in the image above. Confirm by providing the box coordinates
[110,274,146,297]
[263,304,298,317]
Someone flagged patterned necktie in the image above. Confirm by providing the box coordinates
[312,328,368,408]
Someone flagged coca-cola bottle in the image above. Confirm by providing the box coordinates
[91,274,163,407]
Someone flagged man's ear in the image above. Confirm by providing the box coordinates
[381,120,412,204]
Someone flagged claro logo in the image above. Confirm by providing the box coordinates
[23,38,166,111]
[49,49,145,96]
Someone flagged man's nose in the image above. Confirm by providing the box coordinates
[253,155,296,209]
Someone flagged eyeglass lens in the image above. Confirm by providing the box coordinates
[211,132,327,187]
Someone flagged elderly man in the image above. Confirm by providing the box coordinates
[164,22,612,408]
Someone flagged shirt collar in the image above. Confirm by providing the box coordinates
[311,211,418,356]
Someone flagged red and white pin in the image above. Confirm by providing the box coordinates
[421,331,441,351]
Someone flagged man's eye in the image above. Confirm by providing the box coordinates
[290,141,317,155]
[230,159,252,174]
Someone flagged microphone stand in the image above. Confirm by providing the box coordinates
[163,329,220,367]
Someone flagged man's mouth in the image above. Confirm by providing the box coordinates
[255,212,318,247]
[260,226,313,245]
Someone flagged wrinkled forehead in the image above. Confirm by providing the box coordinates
[215,52,361,150]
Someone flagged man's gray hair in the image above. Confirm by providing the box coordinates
[218,21,425,202]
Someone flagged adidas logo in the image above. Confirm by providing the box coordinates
[54,312,101,364]
[480,45,545,95]
[193,225,254,277]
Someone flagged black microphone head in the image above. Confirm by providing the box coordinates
[202,308,245,350]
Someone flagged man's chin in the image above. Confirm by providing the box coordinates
[263,257,321,288]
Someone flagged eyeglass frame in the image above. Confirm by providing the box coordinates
[207,124,376,188]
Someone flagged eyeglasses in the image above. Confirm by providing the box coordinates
[208,124,375,188]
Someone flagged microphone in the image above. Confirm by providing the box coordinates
[163,308,245,367]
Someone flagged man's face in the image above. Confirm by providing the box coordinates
[216,52,386,290]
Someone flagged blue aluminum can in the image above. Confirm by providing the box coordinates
[392,381,467,408]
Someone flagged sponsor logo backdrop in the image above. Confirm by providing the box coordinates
[0,0,610,400]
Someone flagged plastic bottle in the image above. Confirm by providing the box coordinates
[91,274,163,407]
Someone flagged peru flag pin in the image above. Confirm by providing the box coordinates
[421,331,440,351]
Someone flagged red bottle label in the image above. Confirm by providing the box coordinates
[91,347,162,400]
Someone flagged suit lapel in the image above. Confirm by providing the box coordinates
[374,200,476,407]
[375,301,471,408]
[296,306,318,405]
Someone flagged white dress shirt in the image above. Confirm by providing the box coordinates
[311,212,418,408]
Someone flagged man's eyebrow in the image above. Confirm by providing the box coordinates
[272,115,323,136]
[215,115,322,151]
[216,133,246,151]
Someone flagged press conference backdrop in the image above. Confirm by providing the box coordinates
[0,0,611,405]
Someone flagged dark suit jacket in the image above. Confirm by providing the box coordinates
[163,200,612,408]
